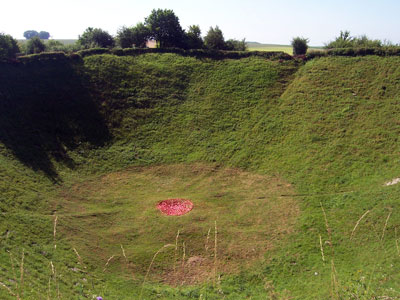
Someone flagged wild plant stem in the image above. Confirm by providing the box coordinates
[0,281,16,297]
[19,249,24,300]
[50,261,56,300]
[174,230,180,274]
[319,234,325,263]
[214,221,218,287]
[381,209,392,241]
[182,241,186,268]
[139,244,174,300]
[205,228,211,252]
[103,255,115,272]
[73,247,85,269]
[53,215,58,250]
[350,210,370,240]
[8,251,18,294]
[120,244,128,264]
[320,202,339,299]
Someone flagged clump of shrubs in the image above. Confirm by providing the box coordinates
[291,37,309,55]
[325,30,385,49]
[45,40,83,53]
[305,31,400,59]
[0,33,20,60]
[203,26,247,51]
[184,25,204,50]
[116,23,150,48]
[225,39,247,51]
[26,36,46,54]
[78,27,115,48]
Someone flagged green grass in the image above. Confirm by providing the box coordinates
[247,43,294,54]
[0,53,400,299]
[17,39,77,45]
[247,42,323,55]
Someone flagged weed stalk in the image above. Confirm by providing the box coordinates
[0,281,16,297]
[350,210,370,240]
[9,251,18,294]
[205,227,211,252]
[319,234,325,263]
[49,261,56,299]
[103,255,115,272]
[53,215,58,249]
[320,202,339,299]
[139,244,174,300]
[121,244,128,264]
[174,230,180,274]
[73,247,85,270]
[214,221,218,288]
[381,209,392,241]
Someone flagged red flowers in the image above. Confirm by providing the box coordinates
[157,198,194,216]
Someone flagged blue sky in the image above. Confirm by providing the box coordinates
[2,0,400,45]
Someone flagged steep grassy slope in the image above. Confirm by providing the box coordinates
[254,57,400,299]
[0,58,111,299]
[0,54,400,299]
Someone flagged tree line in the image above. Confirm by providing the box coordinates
[23,30,51,40]
[77,9,246,51]
[1,8,399,60]
[0,8,247,59]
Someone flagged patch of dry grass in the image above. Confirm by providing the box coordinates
[56,163,299,285]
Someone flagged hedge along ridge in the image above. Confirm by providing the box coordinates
[0,48,292,65]
[17,52,71,64]
[306,47,400,59]
[110,47,294,60]
[78,47,294,60]
[0,51,83,65]
[6,46,400,65]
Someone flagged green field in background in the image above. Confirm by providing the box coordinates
[18,39,77,45]
[247,42,323,54]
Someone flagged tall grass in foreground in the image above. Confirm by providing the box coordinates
[320,202,340,299]
[0,249,24,300]
[0,207,400,300]
[319,203,398,300]
[139,244,175,299]
[0,207,398,299]
[0,216,222,300]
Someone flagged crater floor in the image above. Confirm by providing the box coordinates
[56,163,299,285]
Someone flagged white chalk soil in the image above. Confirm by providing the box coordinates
[384,178,400,186]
